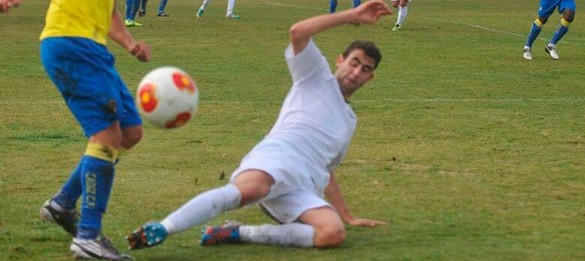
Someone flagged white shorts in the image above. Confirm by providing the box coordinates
[260,190,331,224]
[231,140,332,223]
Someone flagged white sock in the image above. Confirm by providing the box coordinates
[396,6,408,26]
[226,0,235,16]
[200,0,212,10]
[161,184,241,234]
[239,223,314,248]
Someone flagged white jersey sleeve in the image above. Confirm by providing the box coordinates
[285,39,329,84]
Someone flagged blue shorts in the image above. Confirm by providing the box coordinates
[538,0,576,18]
[40,37,142,137]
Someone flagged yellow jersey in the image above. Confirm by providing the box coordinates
[40,0,115,45]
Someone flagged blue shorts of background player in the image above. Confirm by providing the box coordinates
[538,0,576,18]
[523,0,577,60]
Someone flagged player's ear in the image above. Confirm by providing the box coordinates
[335,55,345,67]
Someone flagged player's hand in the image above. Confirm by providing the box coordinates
[347,217,387,227]
[0,0,21,13]
[353,0,392,25]
[129,41,151,62]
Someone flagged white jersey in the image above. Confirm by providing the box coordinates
[232,39,357,198]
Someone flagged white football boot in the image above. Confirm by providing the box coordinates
[522,46,533,60]
[545,43,559,60]
[70,236,133,260]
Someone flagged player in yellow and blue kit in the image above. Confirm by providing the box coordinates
[523,0,577,60]
[38,0,151,259]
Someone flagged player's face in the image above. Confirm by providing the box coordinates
[335,49,375,95]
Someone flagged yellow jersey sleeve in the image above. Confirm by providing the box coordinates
[40,0,115,45]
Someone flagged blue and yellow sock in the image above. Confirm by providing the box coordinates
[525,18,544,48]
[550,18,571,45]
[77,143,117,240]
[329,0,338,13]
[114,147,127,165]
[52,157,84,210]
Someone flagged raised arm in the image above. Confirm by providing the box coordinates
[289,0,391,55]
[325,171,387,227]
[109,2,151,62]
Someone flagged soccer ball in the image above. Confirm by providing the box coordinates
[136,66,199,129]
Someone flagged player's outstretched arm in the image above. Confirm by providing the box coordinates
[325,172,387,227]
[0,0,21,13]
[108,2,151,62]
[289,0,391,55]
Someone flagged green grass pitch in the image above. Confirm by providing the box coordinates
[1,0,584,260]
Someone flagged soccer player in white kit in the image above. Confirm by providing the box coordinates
[391,0,412,31]
[128,0,391,250]
[196,0,240,19]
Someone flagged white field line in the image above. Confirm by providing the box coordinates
[264,2,322,11]
[448,20,527,38]
[447,20,584,46]
[264,1,585,46]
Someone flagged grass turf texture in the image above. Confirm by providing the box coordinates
[1,0,585,260]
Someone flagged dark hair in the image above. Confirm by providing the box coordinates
[342,40,382,70]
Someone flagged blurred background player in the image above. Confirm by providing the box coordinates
[38,0,150,259]
[329,0,361,13]
[139,0,147,16]
[196,0,239,19]
[522,0,576,60]
[391,0,411,31]
[127,0,391,251]
[138,0,170,17]
[0,0,20,13]
[125,0,143,26]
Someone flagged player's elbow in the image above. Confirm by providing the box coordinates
[288,24,310,55]
[289,23,304,42]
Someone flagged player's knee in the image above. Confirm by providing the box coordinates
[314,225,346,248]
[122,126,143,148]
[538,16,549,24]
[564,10,575,22]
[233,170,274,205]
